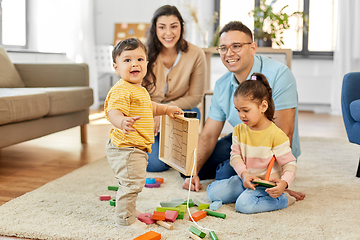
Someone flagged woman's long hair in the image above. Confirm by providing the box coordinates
[142,5,188,93]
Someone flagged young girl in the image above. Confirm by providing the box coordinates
[104,38,183,229]
[207,73,297,214]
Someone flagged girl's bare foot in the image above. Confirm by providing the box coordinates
[116,219,147,230]
[285,189,306,201]
[134,209,143,218]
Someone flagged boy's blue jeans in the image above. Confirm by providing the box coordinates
[207,175,288,214]
[146,107,201,172]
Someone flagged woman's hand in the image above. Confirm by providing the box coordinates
[265,178,287,198]
[154,116,161,136]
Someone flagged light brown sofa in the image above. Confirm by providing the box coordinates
[0,47,94,148]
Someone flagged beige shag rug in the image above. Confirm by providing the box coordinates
[1,137,360,240]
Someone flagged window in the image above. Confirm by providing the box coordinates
[218,0,338,58]
[0,0,27,48]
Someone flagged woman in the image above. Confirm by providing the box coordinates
[143,5,206,172]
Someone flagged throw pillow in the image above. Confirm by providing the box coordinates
[350,99,360,122]
[0,47,25,87]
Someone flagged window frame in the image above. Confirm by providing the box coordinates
[0,0,29,49]
[216,0,334,59]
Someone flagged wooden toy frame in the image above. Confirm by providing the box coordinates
[159,115,199,176]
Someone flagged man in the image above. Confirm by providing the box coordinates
[183,21,305,200]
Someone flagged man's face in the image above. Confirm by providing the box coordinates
[218,31,256,79]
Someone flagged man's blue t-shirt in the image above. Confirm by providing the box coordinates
[209,55,300,158]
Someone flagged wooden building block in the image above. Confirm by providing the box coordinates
[152,211,165,221]
[189,210,207,222]
[110,199,116,206]
[108,186,119,191]
[204,209,226,219]
[138,213,156,225]
[192,198,201,206]
[198,203,210,210]
[209,231,219,240]
[165,210,178,222]
[159,115,199,176]
[99,195,111,201]
[156,220,174,230]
[209,201,222,211]
[160,201,183,208]
[133,230,161,240]
[189,231,203,240]
[177,211,184,219]
[183,199,194,207]
[189,226,206,238]
[154,177,164,183]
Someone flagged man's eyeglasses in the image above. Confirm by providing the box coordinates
[216,42,252,55]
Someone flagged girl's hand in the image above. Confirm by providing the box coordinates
[166,106,184,119]
[265,178,287,198]
[242,173,259,190]
[121,116,141,134]
[153,116,161,136]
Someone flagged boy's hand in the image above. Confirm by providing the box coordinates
[265,178,287,198]
[121,116,141,134]
[165,106,184,119]
[242,172,259,190]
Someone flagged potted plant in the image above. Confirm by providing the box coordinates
[248,0,307,47]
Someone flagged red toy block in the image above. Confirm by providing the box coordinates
[99,195,111,201]
[152,211,166,221]
[133,231,161,240]
[165,210,178,222]
[154,177,164,183]
[189,210,207,222]
[138,213,156,224]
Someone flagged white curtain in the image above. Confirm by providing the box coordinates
[331,0,360,115]
[31,0,99,109]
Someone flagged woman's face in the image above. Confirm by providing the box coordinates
[156,15,181,50]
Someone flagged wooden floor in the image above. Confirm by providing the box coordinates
[0,110,348,239]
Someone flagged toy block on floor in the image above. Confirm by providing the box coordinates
[192,198,201,206]
[189,231,203,240]
[160,201,183,208]
[110,199,116,206]
[183,199,194,207]
[145,181,161,188]
[146,178,156,184]
[99,195,111,201]
[209,231,219,240]
[209,201,222,211]
[204,209,226,219]
[198,203,210,210]
[189,210,207,222]
[152,211,165,221]
[154,177,164,183]
[165,210,178,222]
[171,198,183,202]
[156,220,174,230]
[156,206,184,214]
[177,211,184,219]
[138,213,156,224]
[189,226,206,238]
[108,186,119,191]
[133,230,161,240]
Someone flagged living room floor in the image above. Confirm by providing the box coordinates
[0,110,348,240]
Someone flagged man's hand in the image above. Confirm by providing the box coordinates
[153,116,161,136]
[265,178,287,198]
[121,116,141,134]
[182,176,203,192]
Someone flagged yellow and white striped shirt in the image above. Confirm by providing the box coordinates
[104,79,154,153]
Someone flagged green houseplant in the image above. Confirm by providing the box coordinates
[248,0,307,47]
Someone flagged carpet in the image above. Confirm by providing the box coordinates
[1,137,360,240]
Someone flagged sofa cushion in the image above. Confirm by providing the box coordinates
[350,99,360,122]
[0,48,25,88]
[40,87,93,116]
[0,88,50,125]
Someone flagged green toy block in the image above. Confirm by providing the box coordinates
[176,211,184,219]
[108,186,119,191]
[198,203,210,210]
[209,231,219,240]
[182,199,194,207]
[189,226,206,238]
[204,209,226,219]
[156,207,181,214]
[110,199,116,206]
